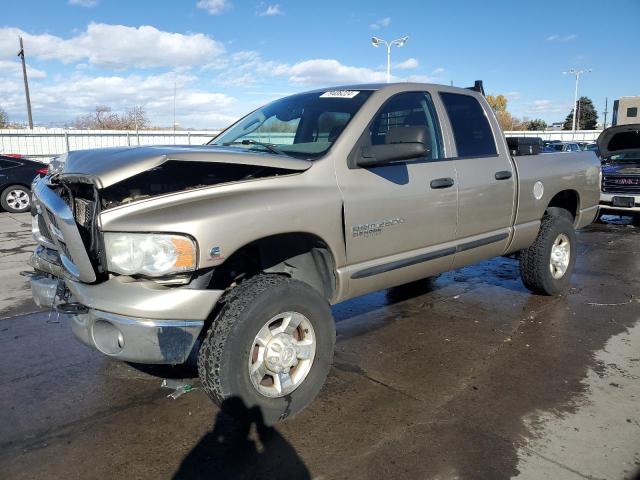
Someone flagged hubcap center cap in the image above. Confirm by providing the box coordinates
[265,333,297,373]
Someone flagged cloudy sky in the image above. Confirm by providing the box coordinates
[1,0,638,129]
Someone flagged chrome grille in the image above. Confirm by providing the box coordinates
[37,214,53,242]
[74,198,93,227]
[58,242,72,261]
[32,180,96,283]
[602,175,640,195]
[46,209,60,230]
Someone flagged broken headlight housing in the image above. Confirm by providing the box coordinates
[104,233,197,277]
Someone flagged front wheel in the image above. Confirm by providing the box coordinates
[197,274,335,424]
[519,213,577,296]
[1,185,31,213]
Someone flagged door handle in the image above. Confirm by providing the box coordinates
[495,170,512,180]
[430,177,455,189]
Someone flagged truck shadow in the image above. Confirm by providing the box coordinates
[173,397,310,480]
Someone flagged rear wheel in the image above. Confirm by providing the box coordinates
[197,274,335,424]
[519,213,577,296]
[1,185,31,213]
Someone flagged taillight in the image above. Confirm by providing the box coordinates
[36,168,48,175]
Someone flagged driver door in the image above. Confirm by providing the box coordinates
[336,91,459,298]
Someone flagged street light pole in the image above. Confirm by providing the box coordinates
[17,36,34,129]
[371,36,409,83]
[386,43,391,83]
[563,68,591,132]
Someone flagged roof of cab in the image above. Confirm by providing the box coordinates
[290,82,483,97]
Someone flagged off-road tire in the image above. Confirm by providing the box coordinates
[1,185,31,213]
[519,213,577,296]
[197,274,335,424]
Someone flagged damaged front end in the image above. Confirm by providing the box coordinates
[27,146,308,364]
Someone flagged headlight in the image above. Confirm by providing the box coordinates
[104,233,197,277]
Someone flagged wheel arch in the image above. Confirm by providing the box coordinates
[545,189,580,222]
[208,232,338,302]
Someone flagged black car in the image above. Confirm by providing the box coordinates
[0,155,48,213]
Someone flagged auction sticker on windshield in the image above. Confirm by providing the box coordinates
[320,90,361,99]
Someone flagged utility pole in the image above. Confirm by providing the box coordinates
[603,97,609,129]
[17,36,34,129]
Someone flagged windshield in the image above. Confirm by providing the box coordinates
[551,144,565,152]
[607,151,640,162]
[210,90,374,159]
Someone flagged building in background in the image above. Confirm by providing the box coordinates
[612,96,640,125]
[547,122,564,131]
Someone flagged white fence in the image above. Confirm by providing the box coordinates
[504,130,602,141]
[0,127,603,160]
[0,128,221,159]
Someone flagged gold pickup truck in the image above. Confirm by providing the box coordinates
[28,82,600,422]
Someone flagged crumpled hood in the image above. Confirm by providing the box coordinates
[58,145,312,188]
[597,124,640,158]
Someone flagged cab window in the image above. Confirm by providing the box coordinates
[369,92,443,160]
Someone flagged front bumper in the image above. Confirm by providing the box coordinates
[599,192,640,214]
[30,249,223,364]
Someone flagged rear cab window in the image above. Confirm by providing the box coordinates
[439,92,497,158]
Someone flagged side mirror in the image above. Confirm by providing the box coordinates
[355,126,430,168]
[357,142,427,167]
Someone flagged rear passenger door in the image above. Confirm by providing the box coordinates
[438,91,516,269]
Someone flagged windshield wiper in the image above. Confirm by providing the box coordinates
[223,139,286,156]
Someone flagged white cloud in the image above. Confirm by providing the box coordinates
[394,58,418,70]
[0,70,237,128]
[370,17,391,30]
[524,99,571,115]
[531,100,551,111]
[546,34,577,42]
[209,52,443,86]
[257,4,283,16]
[69,0,97,7]
[0,59,46,80]
[277,59,388,85]
[0,24,225,69]
[196,0,231,15]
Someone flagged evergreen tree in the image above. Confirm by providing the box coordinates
[563,96,598,130]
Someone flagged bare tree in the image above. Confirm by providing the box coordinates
[121,106,150,130]
[72,105,150,130]
[0,107,8,128]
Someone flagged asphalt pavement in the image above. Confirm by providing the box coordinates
[0,212,638,480]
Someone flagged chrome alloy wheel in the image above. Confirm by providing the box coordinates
[248,311,316,398]
[6,189,30,211]
[549,233,570,279]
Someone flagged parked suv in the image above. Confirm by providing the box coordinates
[27,83,600,422]
[597,124,640,224]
